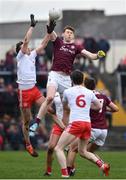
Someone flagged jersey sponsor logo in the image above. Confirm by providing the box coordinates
[60,45,75,54]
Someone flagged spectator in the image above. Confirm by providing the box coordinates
[36,50,48,71]
[0,78,5,90]
[84,35,98,53]
[5,47,16,71]
[0,60,6,71]
[86,61,98,78]
[2,84,19,118]
[117,55,126,72]
[36,50,48,89]
[98,36,110,73]
[8,123,21,150]
[0,122,5,150]
[83,35,98,66]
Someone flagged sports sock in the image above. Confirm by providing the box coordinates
[47,167,52,174]
[67,167,72,174]
[96,159,103,168]
[61,168,69,176]
[35,117,41,124]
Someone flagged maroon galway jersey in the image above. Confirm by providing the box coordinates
[51,37,84,74]
[90,91,111,129]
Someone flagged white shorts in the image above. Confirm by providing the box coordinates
[47,71,71,95]
[90,128,108,146]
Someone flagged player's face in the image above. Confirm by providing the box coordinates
[63,29,75,42]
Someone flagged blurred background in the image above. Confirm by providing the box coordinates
[0,0,126,151]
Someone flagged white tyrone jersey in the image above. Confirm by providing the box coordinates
[16,50,37,88]
[53,92,63,121]
[63,85,98,123]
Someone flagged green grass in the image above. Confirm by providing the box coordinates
[0,151,126,179]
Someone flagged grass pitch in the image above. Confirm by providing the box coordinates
[0,151,126,179]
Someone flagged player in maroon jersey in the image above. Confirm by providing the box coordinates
[66,77,119,176]
[35,23,106,127]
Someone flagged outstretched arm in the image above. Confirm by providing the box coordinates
[36,20,57,54]
[21,14,38,54]
[21,27,34,54]
[36,34,51,54]
[81,49,106,60]
[47,20,57,41]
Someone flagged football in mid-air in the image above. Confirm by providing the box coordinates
[49,8,62,21]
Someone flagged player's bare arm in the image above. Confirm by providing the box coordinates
[107,102,119,112]
[81,49,106,60]
[21,14,38,54]
[50,31,57,41]
[52,114,66,129]
[36,34,51,54]
[36,19,56,54]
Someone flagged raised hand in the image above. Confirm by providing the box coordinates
[47,20,56,34]
[30,14,38,27]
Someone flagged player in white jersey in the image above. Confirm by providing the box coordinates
[67,77,118,176]
[44,92,65,176]
[16,14,56,157]
[54,70,110,178]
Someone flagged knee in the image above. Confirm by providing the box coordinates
[78,149,86,158]
[48,148,54,154]
[22,121,29,130]
[54,145,60,152]
[48,143,56,152]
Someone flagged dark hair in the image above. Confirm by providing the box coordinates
[84,77,96,90]
[71,70,84,85]
[63,25,75,33]
[16,41,23,54]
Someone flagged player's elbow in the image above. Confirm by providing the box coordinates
[113,106,119,112]
[23,37,29,44]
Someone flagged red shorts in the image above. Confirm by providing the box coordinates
[18,86,42,108]
[51,124,64,136]
[65,121,91,140]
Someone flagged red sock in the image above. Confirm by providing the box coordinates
[96,159,103,168]
[47,167,52,174]
[61,168,68,176]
